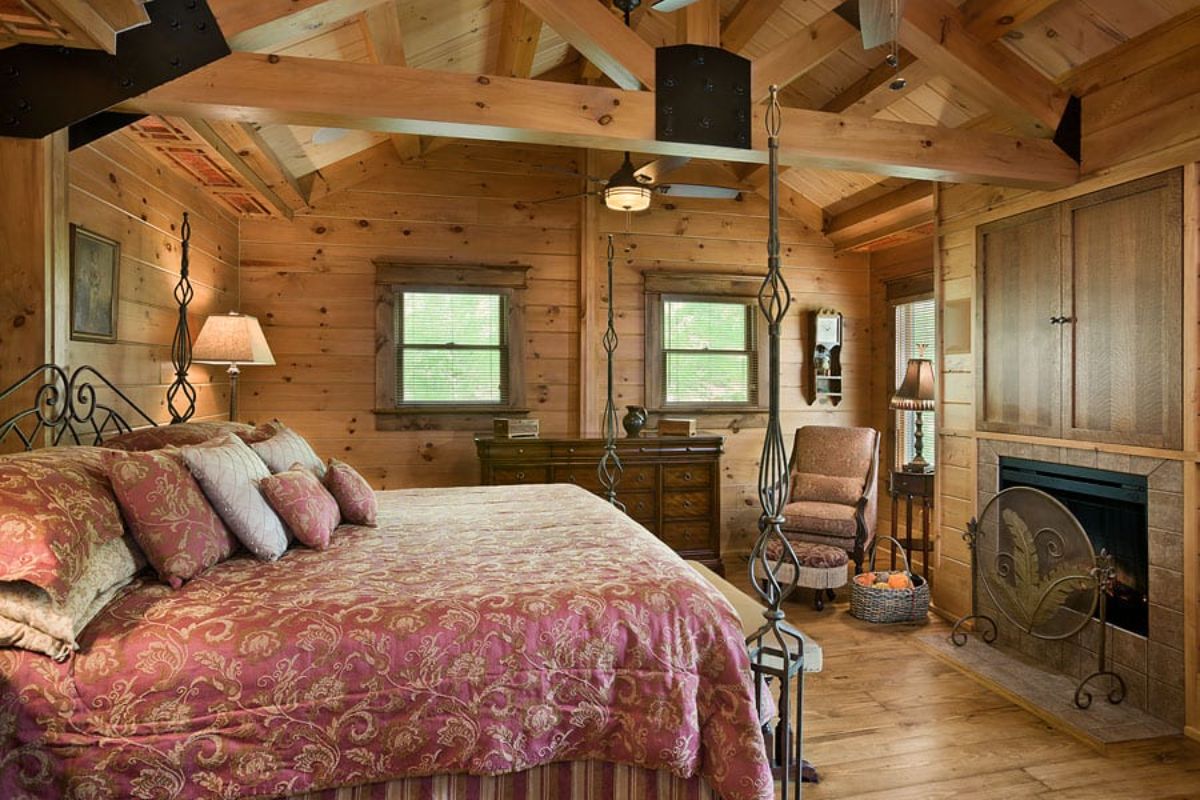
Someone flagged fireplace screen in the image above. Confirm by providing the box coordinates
[954,486,1127,709]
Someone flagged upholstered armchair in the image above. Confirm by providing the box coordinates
[782,426,880,574]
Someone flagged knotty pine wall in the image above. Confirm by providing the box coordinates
[66,130,239,422]
[238,143,873,559]
[579,150,870,556]
[238,141,584,488]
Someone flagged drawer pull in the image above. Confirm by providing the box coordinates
[683,500,692,508]
[516,471,525,480]
[637,474,646,482]
[683,472,693,481]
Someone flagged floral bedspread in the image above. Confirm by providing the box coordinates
[0,485,772,800]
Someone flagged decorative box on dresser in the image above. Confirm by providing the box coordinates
[475,435,724,574]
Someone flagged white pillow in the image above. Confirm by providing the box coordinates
[180,433,289,561]
[250,424,325,477]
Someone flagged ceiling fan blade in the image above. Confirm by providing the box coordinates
[634,155,691,185]
[858,0,906,50]
[648,0,704,10]
[657,184,741,200]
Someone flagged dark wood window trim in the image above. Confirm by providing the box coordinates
[374,261,530,431]
[643,270,769,416]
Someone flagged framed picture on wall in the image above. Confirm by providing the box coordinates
[69,225,120,343]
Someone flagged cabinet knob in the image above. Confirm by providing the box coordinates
[683,472,693,481]
[683,500,692,508]
[516,471,525,480]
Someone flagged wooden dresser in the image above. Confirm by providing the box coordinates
[475,435,724,573]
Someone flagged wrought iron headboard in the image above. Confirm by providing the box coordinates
[0,364,158,451]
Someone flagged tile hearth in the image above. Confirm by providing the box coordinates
[974,438,1187,728]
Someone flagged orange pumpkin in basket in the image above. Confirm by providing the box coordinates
[887,573,911,590]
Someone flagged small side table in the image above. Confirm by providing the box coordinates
[889,470,934,586]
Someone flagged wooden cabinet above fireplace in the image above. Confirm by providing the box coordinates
[976,169,1184,450]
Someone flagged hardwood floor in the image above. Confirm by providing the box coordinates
[771,592,1200,799]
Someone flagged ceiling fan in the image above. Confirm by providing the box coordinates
[611,0,707,14]
[527,153,742,211]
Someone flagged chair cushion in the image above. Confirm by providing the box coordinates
[792,472,863,506]
[781,501,858,540]
[791,425,878,479]
[766,538,849,569]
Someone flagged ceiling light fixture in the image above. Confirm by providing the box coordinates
[603,153,653,212]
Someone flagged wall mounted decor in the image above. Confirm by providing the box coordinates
[69,225,120,344]
[807,308,843,406]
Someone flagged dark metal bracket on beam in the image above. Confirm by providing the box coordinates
[0,0,229,142]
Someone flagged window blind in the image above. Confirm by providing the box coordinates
[894,296,936,467]
[396,291,508,404]
[663,299,756,405]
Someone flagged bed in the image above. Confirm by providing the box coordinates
[0,410,773,800]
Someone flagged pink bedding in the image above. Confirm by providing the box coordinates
[1,485,772,800]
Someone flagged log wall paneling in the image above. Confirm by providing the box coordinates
[588,151,873,560]
[238,141,584,490]
[0,132,66,453]
[66,129,241,425]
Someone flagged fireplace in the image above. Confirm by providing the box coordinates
[998,457,1149,636]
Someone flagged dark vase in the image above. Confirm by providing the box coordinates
[622,405,648,438]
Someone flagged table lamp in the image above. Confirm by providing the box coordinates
[192,311,275,422]
[890,355,935,473]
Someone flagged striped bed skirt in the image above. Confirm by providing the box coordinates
[285,761,715,800]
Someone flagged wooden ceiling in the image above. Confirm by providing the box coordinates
[102,0,1200,250]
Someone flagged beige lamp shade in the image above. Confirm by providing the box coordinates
[192,312,275,366]
[890,358,935,411]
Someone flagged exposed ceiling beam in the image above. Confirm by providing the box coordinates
[187,119,296,218]
[821,50,934,116]
[721,0,785,53]
[826,181,933,249]
[360,1,422,161]
[203,120,309,210]
[677,0,720,46]
[210,0,390,52]
[1060,7,1200,97]
[959,0,1062,43]
[122,53,1079,188]
[751,11,858,102]
[0,0,150,53]
[899,0,1069,136]
[519,0,654,90]
[495,0,543,78]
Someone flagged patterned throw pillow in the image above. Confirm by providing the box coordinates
[0,447,127,605]
[260,467,340,550]
[179,434,289,561]
[101,421,259,452]
[323,459,378,526]
[791,472,864,506]
[0,535,144,660]
[250,424,325,477]
[103,449,238,588]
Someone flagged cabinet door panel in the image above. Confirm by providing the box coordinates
[1064,170,1183,449]
[976,206,1063,437]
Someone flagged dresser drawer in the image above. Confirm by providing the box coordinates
[490,466,549,485]
[663,490,710,518]
[622,491,657,521]
[554,465,654,492]
[664,465,711,488]
[661,521,712,551]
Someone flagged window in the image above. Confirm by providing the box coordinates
[374,263,528,426]
[644,272,766,413]
[396,291,508,405]
[663,299,756,404]
[894,296,936,468]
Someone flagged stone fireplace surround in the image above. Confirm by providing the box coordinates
[976,438,1187,728]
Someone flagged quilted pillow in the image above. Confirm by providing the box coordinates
[0,447,127,605]
[324,459,378,526]
[791,472,864,506]
[179,434,289,561]
[260,467,340,550]
[251,424,325,477]
[0,535,144,660]
[101,421,259,452]
[103,449,238,588]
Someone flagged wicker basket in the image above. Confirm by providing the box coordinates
[849,535,930,624]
